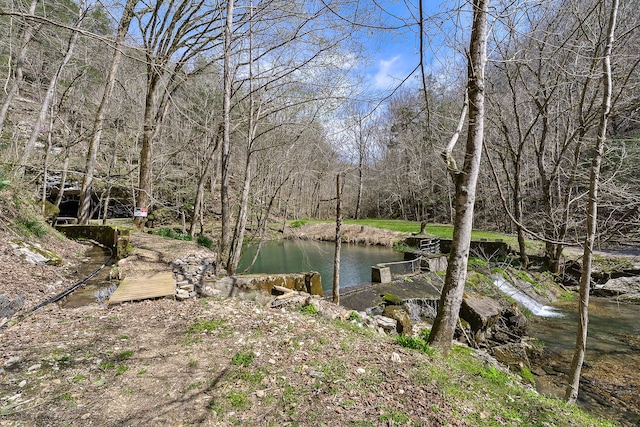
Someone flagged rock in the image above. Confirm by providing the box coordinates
[593,276,640,303]
[308,370,325,378]
[9,240,62,265]
[492,342,531,370]
[374,315,397,333]
[175,289,191,301]
[401,298,438,322]
[383,305,412,335]
[460,292,503,342]
[390,352,402,363]
[3,356,21,369]
[0,295,24,320]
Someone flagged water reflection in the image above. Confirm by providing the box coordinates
[238,240,405,292]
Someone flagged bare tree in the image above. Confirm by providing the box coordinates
[133,0,225,229]
[565,0,619,404]
[77,0,137,224]
[333,172,343,304]
[428,0,489,355]
[15,1,86,178]
[0,0,37,135]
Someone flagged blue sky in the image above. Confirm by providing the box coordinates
[359,0,466,93]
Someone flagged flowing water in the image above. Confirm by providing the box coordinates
[493,277,563,317]
[493,278,640,424]
[528,298,640,425]
[61,244,115,308]
[238,240,405,293]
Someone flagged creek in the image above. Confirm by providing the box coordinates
[527,298,640,425]
[238,240,405,293]
[61,244,115,308]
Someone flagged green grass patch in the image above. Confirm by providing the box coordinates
[115,364,129,376]
[188,318,226,333]
[18,218,47,237]
[396,332,436,356]
[409,344,614,427]
[289,219,308,228]
[116,350,134,361]
[231,351,254,367]
[156,228,192,241]
[300,304,318,315]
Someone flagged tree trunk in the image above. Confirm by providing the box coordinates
[218,0,235,271]
[189,138,219,237]
[77,0,137,224]
[0,0,37,135]
[333,173,343,304]
[54,146,70,211]
[565,0,618,404]
[428,0,489,356]
[16,9,83,178]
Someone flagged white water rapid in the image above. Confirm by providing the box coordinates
[493,277,563,317]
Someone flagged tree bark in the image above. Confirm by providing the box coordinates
[218,0,235,271]
[0,0,37,135]
[333,173,343,304]
[428,0,489,356]
[565,0,618,404]
[77,0,137,224]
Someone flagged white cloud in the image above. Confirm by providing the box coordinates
[373,55,403,89]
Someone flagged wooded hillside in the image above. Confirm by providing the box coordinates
[1,0,639,272]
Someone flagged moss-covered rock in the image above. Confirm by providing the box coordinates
[383,305,412,335]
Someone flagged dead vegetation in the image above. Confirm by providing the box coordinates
[284,222,406,247]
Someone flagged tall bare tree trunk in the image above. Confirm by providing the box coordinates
[333,173,343,304]
[219,0,235,271]
[16,6,84,178]
[227,2,254,274]
[190,133,220,237]
[428,0,489,356]
[77,0,137,224]
[565,0,618,404]
[0,0,37,135]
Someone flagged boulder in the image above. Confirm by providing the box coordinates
[492,342,531,370]
[460,292,503,342]
[593,276,640,303]
[383,305,412,335]
[373,315,397,333]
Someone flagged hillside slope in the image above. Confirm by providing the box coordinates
[0,192,615,426]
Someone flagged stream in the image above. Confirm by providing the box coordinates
[61,244,115,308]
[499,275,640,426]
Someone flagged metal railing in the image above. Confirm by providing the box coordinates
[419,238,440,254]
[376,257,422,276]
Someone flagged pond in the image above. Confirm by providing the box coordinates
[238,239,405,293]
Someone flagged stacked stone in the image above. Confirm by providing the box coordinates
[171,255,217,300]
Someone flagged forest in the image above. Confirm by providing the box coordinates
[0,0,639,275]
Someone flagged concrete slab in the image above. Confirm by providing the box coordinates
[338,273,442,312]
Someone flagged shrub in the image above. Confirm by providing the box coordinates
[157,228,192,241]
[19,219,47,237]
[197,234,213,249]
